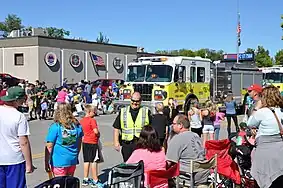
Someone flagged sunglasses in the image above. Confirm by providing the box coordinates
[131,99,141,103]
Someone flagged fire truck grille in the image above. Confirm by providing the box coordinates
[133,84,153,101]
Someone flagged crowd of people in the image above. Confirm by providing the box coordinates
[111,84,283,188]
[2,79,283,188]
[0,79,122,188]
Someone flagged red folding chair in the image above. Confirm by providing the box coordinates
[147,163,180,188]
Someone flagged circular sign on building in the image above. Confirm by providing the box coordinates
[70,54,81,68]
[113,57,123,71]
[45,52,57,67]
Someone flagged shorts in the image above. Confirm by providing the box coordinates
[0,161,26,188]
[203,125,214,134]
[83,143,103,163]
[51,165,76,176]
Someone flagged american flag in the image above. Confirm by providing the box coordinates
[237,23,241,34]
[89,52,105,66]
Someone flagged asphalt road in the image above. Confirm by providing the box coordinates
[26,114,242,187]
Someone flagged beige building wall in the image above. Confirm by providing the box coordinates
[1,46,39,82]
[38,47,61,88]
[63,49,85,84]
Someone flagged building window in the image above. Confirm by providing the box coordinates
[14,53,24,66]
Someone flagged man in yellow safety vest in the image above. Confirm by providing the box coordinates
[113,92,152,161]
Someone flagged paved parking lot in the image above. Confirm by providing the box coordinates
[26,114,243,187]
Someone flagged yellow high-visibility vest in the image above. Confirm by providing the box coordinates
[120,106,149,141]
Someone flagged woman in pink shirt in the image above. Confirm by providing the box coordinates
[56,88,68,103]
[127,126,167,188]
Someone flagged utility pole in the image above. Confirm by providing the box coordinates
[281,15,283,40]
[236,0,241,64]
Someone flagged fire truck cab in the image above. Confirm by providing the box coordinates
[114,56,212,113]
[261,66,283,92]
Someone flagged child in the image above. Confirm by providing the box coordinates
[80,105,104,188]
[40,95,48,120]
[45,103,83,177]
[236,122,249,146]
[201,101,216,145]
[151,103,168,147]
[213,106,225,140]
[188,99,202,137]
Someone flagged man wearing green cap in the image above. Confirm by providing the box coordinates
[0,86,35,187]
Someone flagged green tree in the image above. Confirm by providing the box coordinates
[96,32,110,44]
[0,14,23,36]
[46,27,70,38]
[179,49,195,57]
[275,49,283,65]
[255,46,273,67]
[205,49,224,61]
[155,50,170,54]
[245,48,255,54]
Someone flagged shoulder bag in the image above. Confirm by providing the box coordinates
[269,108,283,139]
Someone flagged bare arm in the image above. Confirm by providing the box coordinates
[19,136,33,172]
[187,110,192,121]
[93,128,100,136]
[114,128,120,145]
[45,143,53,172]
[114,128,120,151]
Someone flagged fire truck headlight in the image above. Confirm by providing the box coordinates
[123,89,131,99]
[227,84,231,89]
[154,90,167,101]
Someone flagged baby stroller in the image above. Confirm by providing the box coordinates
[229,132,257,188]
[205,139,241,187]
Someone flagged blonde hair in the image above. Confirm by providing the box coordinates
[225,94,234,102]
[54,103,79,129]
[205,100,213,108]
[211,103,219,113]
[261,85,283,108]
[205,100,217,113]
[155,102,164,112]
[84,104,97,113]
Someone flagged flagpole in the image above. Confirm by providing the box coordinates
[236,0,240,64]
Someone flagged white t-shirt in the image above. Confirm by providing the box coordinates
[0,106,30,165]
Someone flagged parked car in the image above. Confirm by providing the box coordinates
[0,73,23,87]
[92,79,124,93]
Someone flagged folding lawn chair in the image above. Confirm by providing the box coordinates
[107,160,144,188]
[34,176,80,188]
[147,163,180,188]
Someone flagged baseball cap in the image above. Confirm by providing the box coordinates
[239,122,248,129]
[248,84,263,93]
[0,86,26,102]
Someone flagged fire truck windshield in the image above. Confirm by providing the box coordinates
[126,65,146,82]
[145,65,173,82]
[264,72,283,83]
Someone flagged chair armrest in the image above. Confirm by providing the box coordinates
[190,154,217,173]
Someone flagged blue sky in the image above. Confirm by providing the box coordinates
[0,0,282,56]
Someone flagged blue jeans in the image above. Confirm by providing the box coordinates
[0,161,26,188]
[214,127,220,140]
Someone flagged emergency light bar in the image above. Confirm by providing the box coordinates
[138,57,168,62]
